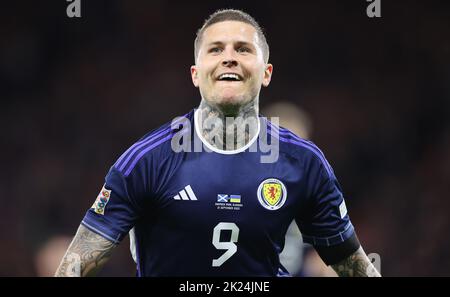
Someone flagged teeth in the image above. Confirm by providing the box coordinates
[219,73,240,80]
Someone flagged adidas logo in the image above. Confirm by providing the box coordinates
[173,185,198,201]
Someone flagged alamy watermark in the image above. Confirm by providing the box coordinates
[366,0,381,18]
[66,1,380,19]
[170,115,280,164]
[368,252,381,274]
[66,0,81,18]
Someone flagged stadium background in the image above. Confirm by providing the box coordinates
[1,0,449,276]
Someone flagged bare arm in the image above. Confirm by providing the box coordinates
[331,246,381,277]
[55,224,117,277]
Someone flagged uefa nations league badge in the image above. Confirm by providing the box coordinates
[257,178,287,210]
[92,184,111,215]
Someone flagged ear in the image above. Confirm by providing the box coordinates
[191,65,199,87]
[262,63,273,87]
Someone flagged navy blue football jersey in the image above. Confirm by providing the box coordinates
[82,109,355,276]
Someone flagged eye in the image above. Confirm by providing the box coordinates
[237,46,251,53]
[209,47,223,54]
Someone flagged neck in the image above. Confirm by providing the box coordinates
[197,98,260,151]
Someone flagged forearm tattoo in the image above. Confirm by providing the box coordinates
[55,224,117,277]
[331,247,381,277]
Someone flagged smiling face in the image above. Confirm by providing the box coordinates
[191,21,273,112]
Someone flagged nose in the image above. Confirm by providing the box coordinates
[222,59,238,67]
[221,46,238,67]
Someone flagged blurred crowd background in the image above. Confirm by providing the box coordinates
[1,0,449,276]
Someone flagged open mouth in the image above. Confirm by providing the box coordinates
[216,73,243,82]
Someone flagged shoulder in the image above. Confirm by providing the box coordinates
[263,117,334,178]
[112,110,194,177]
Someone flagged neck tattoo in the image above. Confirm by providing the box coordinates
[197,99,260,151]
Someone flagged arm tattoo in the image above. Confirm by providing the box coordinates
[331,247,381,277]
[55,224,117,277]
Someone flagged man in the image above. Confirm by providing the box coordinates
[55,9,380,277]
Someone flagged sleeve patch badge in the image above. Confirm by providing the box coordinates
[339,199,348,219]
[91,185,111,215]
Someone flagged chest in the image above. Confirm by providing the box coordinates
[154,152,307,237]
